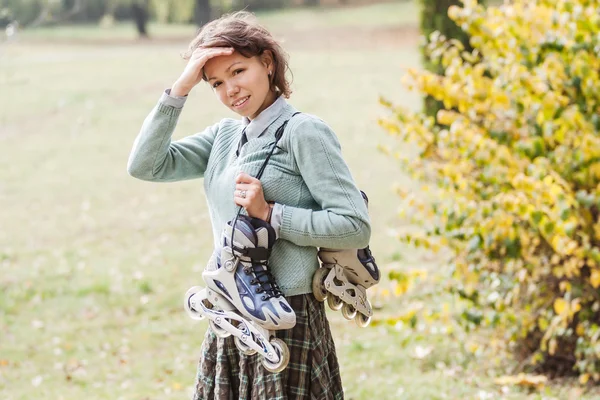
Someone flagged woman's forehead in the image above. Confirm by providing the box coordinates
[204,52,255,77]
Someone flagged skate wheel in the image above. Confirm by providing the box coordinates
[262,338,290,373]
[355,312,371,328]
[184,286,207,321]
[341,303,357,320]
[327,295,343,311]
[209,319,231,338]
[312,268,329,302]
[235,336,257,356]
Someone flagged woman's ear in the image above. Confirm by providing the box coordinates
[260,50,274,70]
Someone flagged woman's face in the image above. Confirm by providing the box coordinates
[204,51,275,120]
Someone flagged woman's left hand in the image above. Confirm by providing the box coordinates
[234,172,270,221]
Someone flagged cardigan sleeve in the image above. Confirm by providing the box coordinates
[127,92,219,182]
[279,116,371,249]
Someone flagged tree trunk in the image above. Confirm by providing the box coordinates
[194,0,212,28]
[420,0,482,118]
[131,0,149,38]
[29,0,84,27]
[29,3,52,27]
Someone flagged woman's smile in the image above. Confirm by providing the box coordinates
[232,95,250,109]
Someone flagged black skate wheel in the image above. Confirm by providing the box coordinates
[355,312,371,328]
[209,319,232,338]
[312,268,329,302]
[235,336,257,356]
[262,338,290,373]
[355,300,372,327]
[184,286,207,321]
[327,295,343,311]
[341,303,357,320]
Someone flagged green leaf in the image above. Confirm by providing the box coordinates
[531,211,544,224]
[544,221,556,235]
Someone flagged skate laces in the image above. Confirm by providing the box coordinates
[228,215,282,299]
[248,262,284,300]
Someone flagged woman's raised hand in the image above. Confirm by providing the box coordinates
[171,47,234,96]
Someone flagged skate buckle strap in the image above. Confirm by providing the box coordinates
[240,246,271,261]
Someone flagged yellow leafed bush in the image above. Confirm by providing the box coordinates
[380,0,600,379]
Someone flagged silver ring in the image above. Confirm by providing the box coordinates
[240,190,247,199]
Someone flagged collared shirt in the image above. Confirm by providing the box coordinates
[240,95,287,141]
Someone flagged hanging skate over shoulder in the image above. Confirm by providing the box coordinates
[184,215,296,373]
[312,191,380,327]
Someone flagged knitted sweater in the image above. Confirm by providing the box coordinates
[127,93,371,296]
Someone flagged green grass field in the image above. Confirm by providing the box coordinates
[1,1,598,399]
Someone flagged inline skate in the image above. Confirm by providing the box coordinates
[184,215,296,373]
[312,191,380,327]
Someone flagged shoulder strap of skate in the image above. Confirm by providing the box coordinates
[255,112,301,181]
[230,112,302,250]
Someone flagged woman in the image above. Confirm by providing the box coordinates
[127,11,370,400]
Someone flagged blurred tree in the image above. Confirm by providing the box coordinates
[102,0,150,38]
[1,0,121,27]
[169,0,194,23]
[131,0,149,37]
[194,0,211,27]
[420,0,484,118]
[0,0,42,26]
[228,0,291,13]
[0,0,89,27]
[65,0,107,22]
[60,0,84,19]
[0,7,13,27]
[149,0,195,24]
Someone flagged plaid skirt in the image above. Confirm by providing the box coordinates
[191,294,344,400]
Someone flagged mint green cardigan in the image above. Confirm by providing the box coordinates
[127,94,371,296]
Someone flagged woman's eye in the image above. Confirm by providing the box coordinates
[233,69,244,75]
[212,82,221,88]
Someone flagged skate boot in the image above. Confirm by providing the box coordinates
[312,191,380,327]
[184,215,295,373]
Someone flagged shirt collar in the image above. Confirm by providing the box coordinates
[241,95,287,140]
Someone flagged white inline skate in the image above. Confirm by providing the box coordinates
[312,191,380,327]
[184,215,296,373]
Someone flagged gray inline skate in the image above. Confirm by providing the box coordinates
[184,215,296,373]
[312,191,380,327]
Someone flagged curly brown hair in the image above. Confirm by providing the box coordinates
[183,11,292,98]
